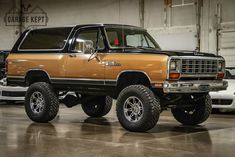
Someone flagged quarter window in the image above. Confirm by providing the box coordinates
[19,27,72,50]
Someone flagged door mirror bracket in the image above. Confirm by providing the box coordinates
[74,39,94,54]
[74,39,100,62]
[88,50,100,62]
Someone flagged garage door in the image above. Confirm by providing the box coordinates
[219,29,235,67]
[145,0,198,51]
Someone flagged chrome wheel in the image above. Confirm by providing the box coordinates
[30,92,45,114]
[123,96,144,122]
[183,108,196,115]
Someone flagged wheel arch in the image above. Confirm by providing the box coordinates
[115,71,152,97]
[25,69,51,86]
[117,70,152,85]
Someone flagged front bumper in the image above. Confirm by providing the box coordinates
[163,80,228,93]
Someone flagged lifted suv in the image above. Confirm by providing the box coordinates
[7,24,227,132]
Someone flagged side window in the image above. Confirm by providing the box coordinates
[73,28,105,52]
[106,30,120,47]
[126,34,148,47]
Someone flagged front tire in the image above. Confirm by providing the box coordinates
[25,82,59,122]
[171,93,212,125]
[81,96,112,117]
[116,85,161,132]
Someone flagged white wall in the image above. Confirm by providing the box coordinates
[34,0,140,27]
[145,0,198,51]
[0,0,141,49]
[0,0,235,63]
[201,0,235,66]
[0,0,21,50]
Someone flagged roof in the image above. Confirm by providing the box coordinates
[74,23,145,30]
[29,23,144,31]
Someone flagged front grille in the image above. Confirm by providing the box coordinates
[181,59,218,74]
[212,99,233,105]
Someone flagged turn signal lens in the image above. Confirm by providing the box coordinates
[169,73,180,80]
[217,72,225,80]
[153,83,163,87]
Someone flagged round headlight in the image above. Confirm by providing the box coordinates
[170,61,177,70]
[218,62,223,71]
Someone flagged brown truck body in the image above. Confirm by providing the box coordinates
[7,53,168,84]
[5,24,228,132]
[7,24,227,96]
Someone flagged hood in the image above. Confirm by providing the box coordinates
[160,50,218,57]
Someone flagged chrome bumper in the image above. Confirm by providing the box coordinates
[163,80,228,93]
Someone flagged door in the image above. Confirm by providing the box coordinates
[65,27,106,84]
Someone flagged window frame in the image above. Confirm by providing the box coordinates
[17,27,73,52]
[70,26,106,53]
[104,26,161,50]
[126,33,150,48]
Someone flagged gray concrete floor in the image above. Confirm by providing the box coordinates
[0,103,235,157]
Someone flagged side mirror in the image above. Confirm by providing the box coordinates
[74,39,94,54]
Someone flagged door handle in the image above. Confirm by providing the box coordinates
[69,54,77,57]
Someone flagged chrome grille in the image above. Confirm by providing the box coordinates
[181,59,218,74]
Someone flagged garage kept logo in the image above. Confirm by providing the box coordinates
[4,4,48,28]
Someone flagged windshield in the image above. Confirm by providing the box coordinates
[105,27,160,50]
[225,67,235,79]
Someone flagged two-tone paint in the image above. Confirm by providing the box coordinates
[6,24,227,94]
[7,53,169,86]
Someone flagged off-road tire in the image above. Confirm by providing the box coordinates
[81,96,112,117]
[116,85,161,132]
[25,82,59,122]
[171,93,212,125]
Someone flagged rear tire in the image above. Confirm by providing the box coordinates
[116,85,161,132]
[25,82,59,122]
[171,93,212,125]
[81,96,112,117]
